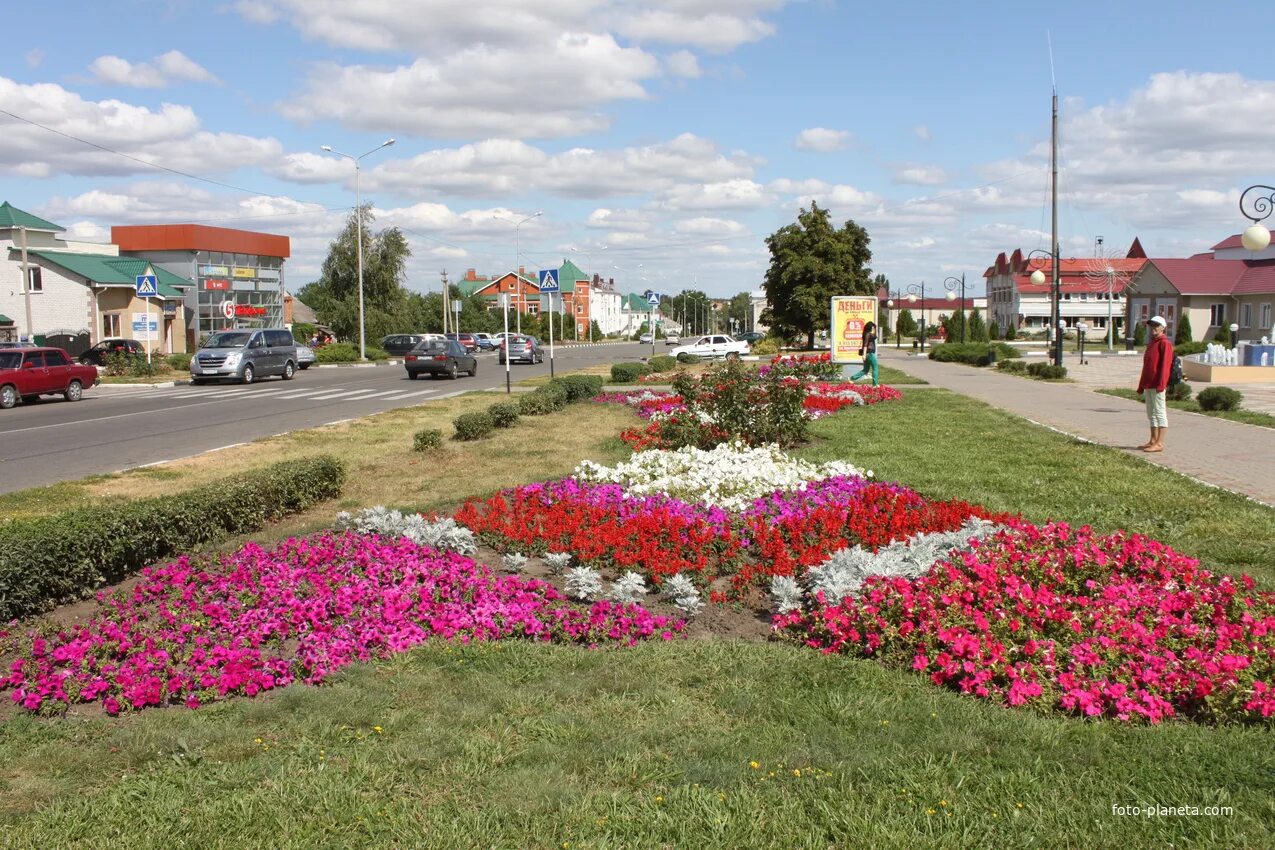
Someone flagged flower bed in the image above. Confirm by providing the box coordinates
[774,521,1275,724]
[2,533,682,715]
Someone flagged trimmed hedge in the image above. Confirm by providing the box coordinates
[1174,341,1206,356]
[166,352,192,371]
[548,375,604,402]
[413,428,444,451]
[1027,361,1068,380]
[675,352,703,364]
[928,342,1018,366]
[752,339,779,356]
[648,354,677,373]
[1167,382,1192,402]
[518,389,564,415]
[488,402,520,428]
[995,359,1028,374]
[1198,386,1242,411]
[610,362,652,383]
[0,456,346,622]
[453,411,495,441]
[315,343,390,363]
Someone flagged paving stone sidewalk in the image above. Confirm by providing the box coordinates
[877,348,1275,508]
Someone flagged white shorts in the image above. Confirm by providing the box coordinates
[1143,389,1168,428]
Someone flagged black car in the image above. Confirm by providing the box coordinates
[404,339,478,379]
[380,334,429,356]
[736,331,765,344]
[78,338,145,366]
[498,335,543,364]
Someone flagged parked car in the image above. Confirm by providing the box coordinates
[638,333,654,344]
[296,345,316,370]
[664,333,680,345]
[78,338,145,366]
[446,332,480,352]
[380,334,428,356]
[472,332,499,351]
[669,334,751,360]
[0,346,99,409]
[190,328,299,385]
[0,341,37,349]
[736,331,765,344]
[498,335,543,364]
[404,338,478,379]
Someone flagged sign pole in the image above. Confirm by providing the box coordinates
[548,294,555,378]
[502,293,511,394]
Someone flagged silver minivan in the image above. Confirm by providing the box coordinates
[191,328,299,385]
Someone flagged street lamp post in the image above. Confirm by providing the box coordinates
[905,282,927,351]
[320,138,396,360]
[942,275,966,343]
[570,245,607,342]
[1239,185,1275,252]
[494,211,543,335]
[1229,322,1239,350]
[1026,249,1063,366]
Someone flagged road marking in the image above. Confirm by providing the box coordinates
[304,388,399,401]
[380,389,441,401]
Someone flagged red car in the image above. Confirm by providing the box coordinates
[446,332,480,352]
[0,346,100,409]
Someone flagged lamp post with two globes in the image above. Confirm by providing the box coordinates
[942,274,966,343]
[1025,249,1063,366]
[905,282,927,351]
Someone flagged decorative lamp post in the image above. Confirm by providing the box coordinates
[494,211,543,335]
[1026,249,1063,366]
[886,298,897,347]
[905,281,927,351]
[320,138,396,360]
[1229,322,1239,349]
[1239,185,1275,251]
[942,275,966,343]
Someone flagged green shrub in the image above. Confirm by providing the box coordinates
[648,354,677,373]
[1134,321,1147,346]
[1004,324,1017,340]
[1167,382,1192,402]
[166,352,192,371]
[1198,386,1242,411]
[291,323,317,345]
[548,374,604,402]
[928,342,1016,367]
[452,411,495,441]
[610,362,651,383]
[488,402,520,428]
[315,342,360,363]
[413,428,443,452]
[0,456,345,622]
[752,339,779,355]
[1174,341,1206,356]
[518,385,568,415]
[1175,314,1193,344]
[1026,362,1067,380]
[676,352,703,364]
[995,358,1028,374]
[364,346,390,361]
[988,322,1001,341]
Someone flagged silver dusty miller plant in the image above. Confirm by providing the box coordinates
[564,566,604,601]
[337,507,477,555]
[543,552,573,574]
[662,573,704,616]
[772,518,1003,612]
[608,571,649,605]
[502,552,528,572]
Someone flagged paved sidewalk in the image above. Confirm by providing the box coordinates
[878,348,1275,508]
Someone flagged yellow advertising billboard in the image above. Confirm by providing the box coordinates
[830,296,878,364]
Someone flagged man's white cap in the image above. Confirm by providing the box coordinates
[1148,315,1166,327]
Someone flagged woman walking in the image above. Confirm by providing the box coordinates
[850,321,879,386]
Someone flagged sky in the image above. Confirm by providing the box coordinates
[3,0,1275,300]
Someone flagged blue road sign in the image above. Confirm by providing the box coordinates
[646,291,660,306]
[538,268,560,293]
[135,274,159,298]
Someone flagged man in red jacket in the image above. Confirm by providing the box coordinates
[1136,315,1175,452]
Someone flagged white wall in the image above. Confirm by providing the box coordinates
[0,251,93,338]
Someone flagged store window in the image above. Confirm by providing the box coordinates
[103,313,122,337]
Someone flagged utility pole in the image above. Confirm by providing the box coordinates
[440,270,450,334]
[19,226,33,343]
[1050,85,1063,368]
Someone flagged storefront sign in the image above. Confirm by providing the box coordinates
[200,265,229,276]
[205,279,230,291]
[234,304,268,317]
[162,301,178,315]
[221,301,235,320]
[830,296,878,365]
[132,312,157,339]
[233,267,256,278]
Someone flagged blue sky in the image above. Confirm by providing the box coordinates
[3,0,1273,299]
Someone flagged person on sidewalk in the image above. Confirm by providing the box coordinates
[1136,315,1174,452]
[850,321,879,386]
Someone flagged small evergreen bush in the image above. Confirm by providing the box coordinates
[676,352,703,364]
[548,375,603,401]
[648,354,677,373]
[996,358,1028,374]
[1198,386,1242,411]
[166,352,192,371]
[518,390,563,415]
[1174,341,1206,356]
[610,362,651,383]
[1027,362,1067,380]
[1175,314,1194,344]
[1166,382,1192,402]
[413,428,444,451]
[488,402,520,428]
[1004,324,1018,340]
[1134,322,1147,346]
[752,339,779,355]
[452,411,495,441]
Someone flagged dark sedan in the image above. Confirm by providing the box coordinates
[497,335,543,364]
[78,338,145,366]
[404,339,478,379]
[736,331,765,344]
[380,334,429,357]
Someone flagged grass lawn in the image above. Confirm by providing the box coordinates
[1096,387,1275,430]
[1,383,1272,849]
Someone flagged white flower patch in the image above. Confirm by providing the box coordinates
[609,571,649,604]
[574,443,869,511]
[543,552,572,574]
[662,573,704,616]
[337,507,477,555]
[565,566,604,601]
[502,552,528,572]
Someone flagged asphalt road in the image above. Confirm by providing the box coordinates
[0,342,653,494]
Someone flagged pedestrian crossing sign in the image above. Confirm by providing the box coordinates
[135,274,159,298]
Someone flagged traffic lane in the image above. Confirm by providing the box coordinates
[0,344,646,493]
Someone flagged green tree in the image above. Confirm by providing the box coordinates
[1134,320,1147,346]
[761,201,873,349]
[967,308,988,342]
[299,205,412,346]
[896,308,917,338]
[1175,313,1193,343]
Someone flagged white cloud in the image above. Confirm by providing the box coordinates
[0,77,282,178]
[88,51,220,88]
[614,8,777,51]
[892,164,948,186]
[673,216,745,236]
[655,179,772,211]
[587,208,653,231]
[665,50,702,78]
[794,127,850,153]
[25,49,44,69]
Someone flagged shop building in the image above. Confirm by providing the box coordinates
[112,224,290,349]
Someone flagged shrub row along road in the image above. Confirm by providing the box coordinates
[0,342,650,494]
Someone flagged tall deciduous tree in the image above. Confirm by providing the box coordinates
[761,201,873,349]
[299,205,412,343]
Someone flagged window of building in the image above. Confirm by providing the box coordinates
[1209,303,1226,327]
[1262,303,1272,329]
[528,304,539,315]
[26,266,42,293]
[103,313,122,337]
[1241,303,1252,328]
[576,305,584,314]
